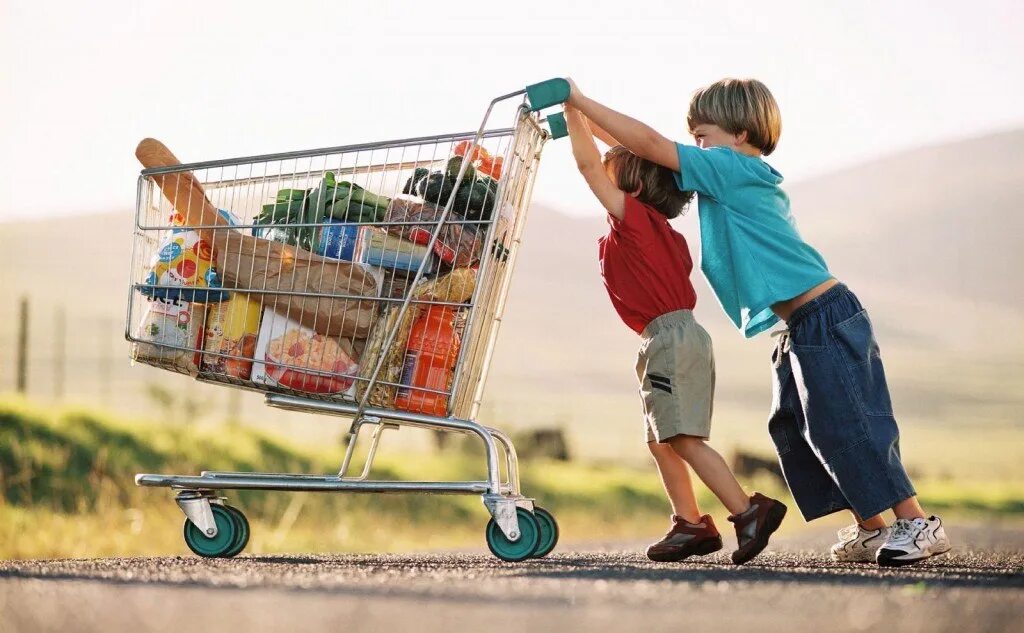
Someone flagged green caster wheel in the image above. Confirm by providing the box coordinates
[220,505,250,558]
[531,507,559,558]
[183,504,238,558]
[485,507,541,562]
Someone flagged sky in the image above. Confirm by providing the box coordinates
[1,0,1022,221]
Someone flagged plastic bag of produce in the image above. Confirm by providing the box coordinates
[384,198,484,268]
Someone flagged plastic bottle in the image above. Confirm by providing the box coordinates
[395,306,462,416]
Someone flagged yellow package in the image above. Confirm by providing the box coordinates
[201,293,262,379]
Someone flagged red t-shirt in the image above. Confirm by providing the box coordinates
[598,196,697,334]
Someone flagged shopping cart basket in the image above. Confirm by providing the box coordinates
[127,79,572,561]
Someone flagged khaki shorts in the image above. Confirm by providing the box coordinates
[635,310,715,443]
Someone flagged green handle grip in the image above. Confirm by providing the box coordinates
[526,78,570,112]
[546,112,568,140]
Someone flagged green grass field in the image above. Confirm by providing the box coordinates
[1,396,1021,560]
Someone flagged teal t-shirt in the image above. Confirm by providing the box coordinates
[673,144,831,338]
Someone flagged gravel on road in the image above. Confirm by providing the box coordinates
[1,523,1021,633]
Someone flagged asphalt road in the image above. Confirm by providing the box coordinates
[1,523,1021,633]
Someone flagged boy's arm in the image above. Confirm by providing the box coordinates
[586,118,620,147]
[565,104,625,221]
[567,79,679,172]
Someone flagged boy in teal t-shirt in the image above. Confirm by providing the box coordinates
[566,77,951,567]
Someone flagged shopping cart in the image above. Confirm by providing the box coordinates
[127,79,572,562]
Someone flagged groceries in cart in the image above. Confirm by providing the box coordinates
[393,305,461,416]
[255,173,390,251]
[453,139,504,180]
[402,155,499,222]
[317,219,361,261]
[356,267,476,409]
[140,208,241,303]
[358,227,437,274]
[201,293,262,379]
[131,137,499,409]
[385,198,484,268]
[135,138,381,341]
[134,298,206,374]
[251,307,360,394]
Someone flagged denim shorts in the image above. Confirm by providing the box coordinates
[768,284,916,521]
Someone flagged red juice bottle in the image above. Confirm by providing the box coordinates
[395,305,461,416]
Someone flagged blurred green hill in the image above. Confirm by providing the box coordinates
[2,397,1021,559]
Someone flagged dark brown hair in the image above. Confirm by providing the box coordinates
[603,146,694,219]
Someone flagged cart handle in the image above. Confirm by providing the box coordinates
[526,78,570,140]
[525,78,571,111]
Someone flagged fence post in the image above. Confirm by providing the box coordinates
[54,306,65,400]
[16,297,29,394]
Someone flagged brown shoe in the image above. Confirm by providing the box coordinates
[646,514,724,562]
[728,492,787,565]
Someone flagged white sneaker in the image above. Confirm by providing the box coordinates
[876,516,951,567]
[830,524,890,562]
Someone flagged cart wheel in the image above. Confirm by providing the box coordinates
[485,508,541,562]
[530,507,559,558]
[183,504,237,558]
[220,505,250,558]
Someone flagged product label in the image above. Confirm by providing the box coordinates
[396,350,420,399]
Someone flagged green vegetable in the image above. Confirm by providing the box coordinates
[402,168,430,195]
[346,182,391,210]
[423,172,457,207]
[453,184,472,214]
[275,189,309,204]
[255,172,392,250]
[445,156,476,183]
[406,154,500,221]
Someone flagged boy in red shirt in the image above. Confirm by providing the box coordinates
[565,104,787,564]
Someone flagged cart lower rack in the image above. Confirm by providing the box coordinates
[128,80,571,561]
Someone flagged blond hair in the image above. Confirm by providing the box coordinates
[603,146,694,219]
[687,79,782,155]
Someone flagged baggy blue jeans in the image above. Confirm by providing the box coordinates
[768,284,917,521]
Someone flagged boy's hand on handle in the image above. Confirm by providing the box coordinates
[565,77,582,106]
[564,98,626,222]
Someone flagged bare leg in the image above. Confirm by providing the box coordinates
[853,512,887,530]
[667,435,750,516]
[855,495,926,529]
[892,496,927,520]
[648,441,702,523]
